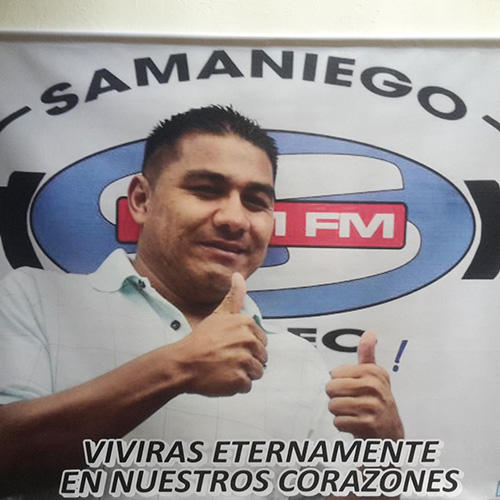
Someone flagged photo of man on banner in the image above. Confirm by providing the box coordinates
[0,105,404,498]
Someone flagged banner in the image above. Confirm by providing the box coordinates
[1,38,500,498]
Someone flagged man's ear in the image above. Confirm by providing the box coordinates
[128,174,152,225]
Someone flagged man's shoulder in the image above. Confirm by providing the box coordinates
[0,267,93,321]
[1,265,86,293]
[0,249,132,295]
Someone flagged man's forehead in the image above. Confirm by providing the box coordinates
[167,132,274,183]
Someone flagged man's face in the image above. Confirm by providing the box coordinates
[136,132,275,303]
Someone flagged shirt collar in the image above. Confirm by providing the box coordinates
[88,249,142,292]
[88,249,265,323]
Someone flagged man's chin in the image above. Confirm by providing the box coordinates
[185,267,235,303]
[208,270,236,296]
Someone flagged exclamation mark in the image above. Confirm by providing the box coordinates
[393,340,408,372]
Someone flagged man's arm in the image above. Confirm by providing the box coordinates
[0,344,188,494]
[0,273,266,495]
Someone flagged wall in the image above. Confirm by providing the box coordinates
[0,0,499,38]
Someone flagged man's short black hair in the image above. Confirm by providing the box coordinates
[142,105,278,181]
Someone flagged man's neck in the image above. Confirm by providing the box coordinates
[132,255,218,328]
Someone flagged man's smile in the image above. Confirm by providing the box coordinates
[199,240,248,255]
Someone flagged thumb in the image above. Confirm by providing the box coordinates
[358,330,377,364]
[214,272,246,314]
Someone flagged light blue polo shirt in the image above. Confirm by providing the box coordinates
[0,248,335,442]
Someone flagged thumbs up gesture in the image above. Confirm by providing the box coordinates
[213,272,247,314]
[170,273,268,397]
[325,331,404,440]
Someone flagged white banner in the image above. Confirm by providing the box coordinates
[1,39,500,499]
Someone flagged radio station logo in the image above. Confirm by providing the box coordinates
[0,131,481,317]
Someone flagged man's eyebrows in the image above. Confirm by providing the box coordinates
[182,170,275,199]
[182,170,226,183]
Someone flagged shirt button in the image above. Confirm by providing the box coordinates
[171,320,181,331]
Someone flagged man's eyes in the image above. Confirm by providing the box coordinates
[243,194,272,211]
[189,185,222,197]
[188,185,272,211]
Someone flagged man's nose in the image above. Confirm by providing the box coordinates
[213,192,250,235]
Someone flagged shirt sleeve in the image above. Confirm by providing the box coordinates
[0,268,53,404]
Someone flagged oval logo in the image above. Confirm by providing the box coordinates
[30,131,475,317]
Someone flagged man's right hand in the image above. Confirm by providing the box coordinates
[171,272,268,397]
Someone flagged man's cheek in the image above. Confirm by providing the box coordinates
[263,220,275,245]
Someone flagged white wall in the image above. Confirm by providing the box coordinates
[0,0,500,38]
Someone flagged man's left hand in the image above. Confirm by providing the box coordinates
[325,331,404,440]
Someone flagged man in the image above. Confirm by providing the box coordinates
[0,106,403,498]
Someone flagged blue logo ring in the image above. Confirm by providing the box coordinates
[31,131,475,318]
